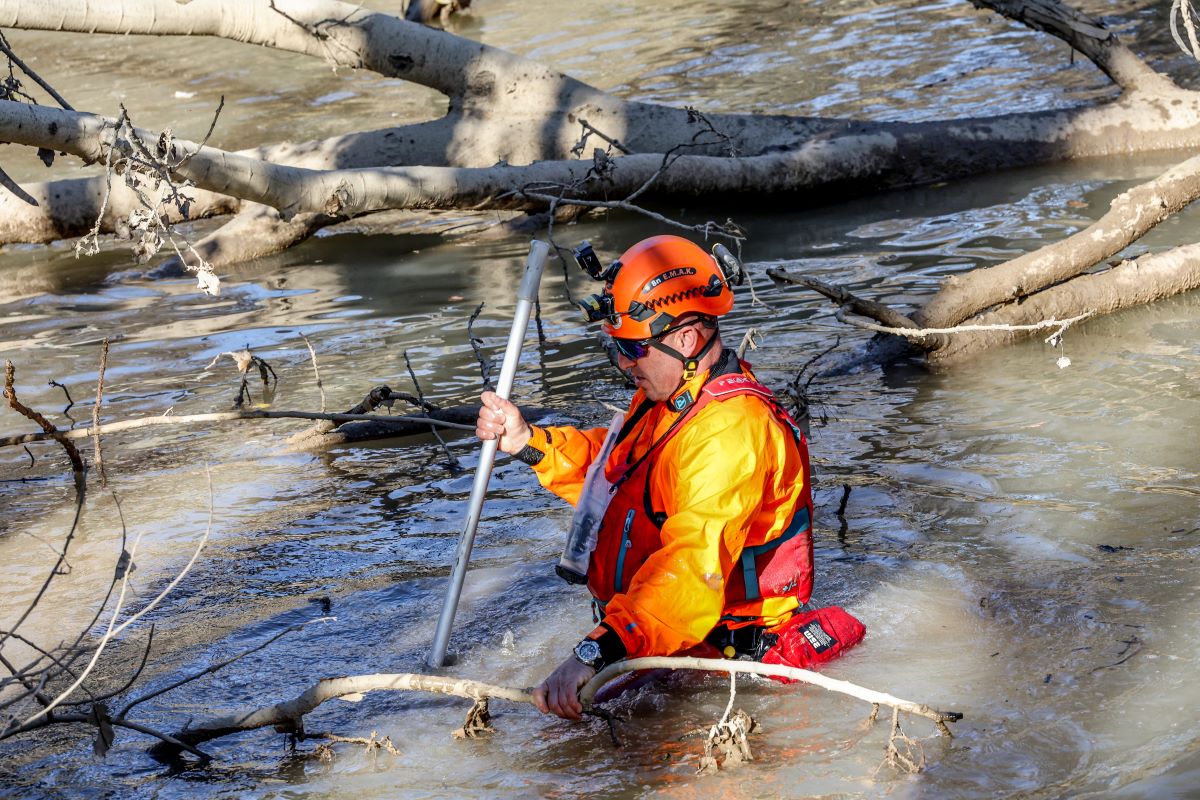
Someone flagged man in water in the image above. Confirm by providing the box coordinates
[476,235,815,719]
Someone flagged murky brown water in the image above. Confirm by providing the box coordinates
[2,1,1200,798]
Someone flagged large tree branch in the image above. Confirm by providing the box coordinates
[927,242,1200,365]
[973,0,1177,93]
[0,0,496,98]
[917,152,1200,328]
[7,94,1200,225]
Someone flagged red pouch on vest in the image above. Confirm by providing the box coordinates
[760,606,865,683]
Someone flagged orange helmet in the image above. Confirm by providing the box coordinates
[575,235,740,341]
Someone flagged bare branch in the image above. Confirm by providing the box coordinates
[4,360,86,484]
[580,657,963,728]
[0,29,72,110]
[298,334,326,413]
[91,339,109,485]
[0,407,476,450]
[466,304,493,392]
[119,618,334,718]
[19,468,215,728]
[161,673,534,753]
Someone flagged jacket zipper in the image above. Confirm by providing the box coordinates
[614,509,636,593]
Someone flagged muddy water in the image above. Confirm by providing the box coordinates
[2,1,1199,798]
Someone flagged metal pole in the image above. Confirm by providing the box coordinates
[428,239,549,668]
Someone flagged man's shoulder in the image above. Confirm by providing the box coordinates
[679,390,778,444]
[701,373,774,402]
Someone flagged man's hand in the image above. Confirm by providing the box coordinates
[532,656,596,720]
[475,391,532,455]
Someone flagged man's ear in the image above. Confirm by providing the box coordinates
[674,324,699,351]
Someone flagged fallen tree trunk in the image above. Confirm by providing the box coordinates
[775,148,1200,367]
[7,92,1200,224]
[2,0,1199,369]
[915,151,1200,330]
[927,242,1200,365]
[3,0,1200,264]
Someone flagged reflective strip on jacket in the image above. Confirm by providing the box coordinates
[527,354,814,659]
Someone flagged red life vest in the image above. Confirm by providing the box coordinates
[586,372,814,626]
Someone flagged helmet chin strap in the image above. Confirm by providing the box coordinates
[651,327,720,388]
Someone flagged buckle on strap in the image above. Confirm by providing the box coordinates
[705,624,767,658]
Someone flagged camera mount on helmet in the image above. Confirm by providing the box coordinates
[711,243,745,286]
[572,240,620,283]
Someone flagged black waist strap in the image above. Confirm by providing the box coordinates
[706,624,770,659]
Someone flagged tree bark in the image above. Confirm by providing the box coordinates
[3,0,1200,368]
[916,152,1200,329]
[5,0,1200,246]
[7,93,1200,223]
[926,243,1200,365]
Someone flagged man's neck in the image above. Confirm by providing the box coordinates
[694,334,725,375]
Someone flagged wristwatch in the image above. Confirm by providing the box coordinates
[573,638,604,671]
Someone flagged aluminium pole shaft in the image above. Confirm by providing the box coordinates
[428,239,549,668]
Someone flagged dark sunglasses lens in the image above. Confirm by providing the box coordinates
[613,338,650,360]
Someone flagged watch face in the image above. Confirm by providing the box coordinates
[574,639,601,665]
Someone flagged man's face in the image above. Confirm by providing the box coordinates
[614,327,692,402]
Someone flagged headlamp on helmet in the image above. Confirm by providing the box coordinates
[572,235,739,340]
[576,291,616,324]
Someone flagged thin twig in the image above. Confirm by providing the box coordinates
[92,338,109,485]
[466,303,494,392]
[0,30,73,110]
[46,380,75,422]
[404,351,458,469]
[20,467,216,728]
[569,118,632,157]
[0,650,52,709]
[119,617,334,718]
[299,334,326,413]
[173,96,224,172]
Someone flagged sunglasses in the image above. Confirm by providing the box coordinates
[611,318,708,361]
[611,336,656,360]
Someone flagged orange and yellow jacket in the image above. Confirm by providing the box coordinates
[524,351,813,660]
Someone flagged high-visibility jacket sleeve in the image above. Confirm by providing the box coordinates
[526,423,609,507]
[601,396,791,657]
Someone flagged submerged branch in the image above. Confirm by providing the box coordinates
[0,407,476,450]
[159,659,958,756]
[160,673,534,753]
[581,657,963,727]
